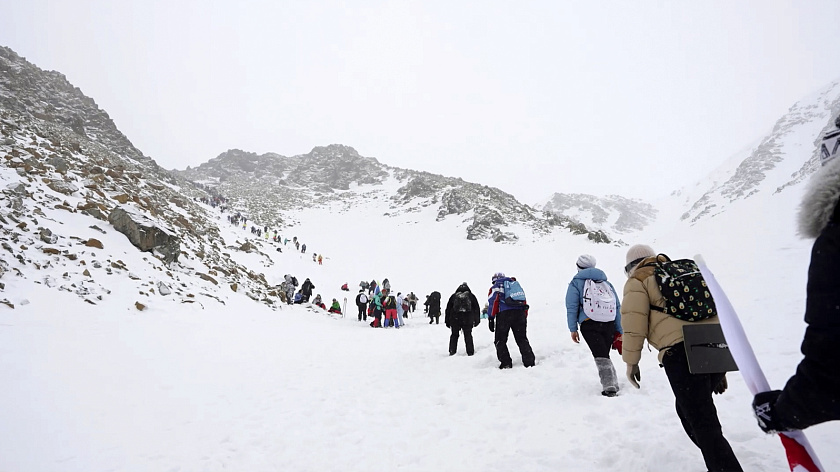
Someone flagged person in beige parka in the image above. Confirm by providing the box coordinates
[621,244,742,472]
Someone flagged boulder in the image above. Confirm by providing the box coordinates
[108,206,180,264]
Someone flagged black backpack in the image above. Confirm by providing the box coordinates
[453,291,472,313]
[645,254,717,322]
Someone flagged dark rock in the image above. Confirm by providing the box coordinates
[108,206,180,264]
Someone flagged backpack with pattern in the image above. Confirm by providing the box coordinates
[647,254,717,322]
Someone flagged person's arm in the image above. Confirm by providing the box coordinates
[620,277,649,367]
[565,281,581,338]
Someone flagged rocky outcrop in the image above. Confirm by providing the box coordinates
[108,207,181,264]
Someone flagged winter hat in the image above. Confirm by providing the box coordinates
[492,272,505,282]
[625,244,656,265]
[576,254,596,270]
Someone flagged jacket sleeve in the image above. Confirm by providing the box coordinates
[565,280,581,332]
[620,277,650,366]
[774,226,840,429]
[488,290,500,320]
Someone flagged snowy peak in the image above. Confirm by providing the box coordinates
[680,79,840,223]
[540,192,657,235]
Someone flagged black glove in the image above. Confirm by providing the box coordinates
[713,374,728,395]
[753,390,790,434]
[488,319,495,332]
[473,320,479,328]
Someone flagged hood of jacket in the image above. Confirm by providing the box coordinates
[799,157,840,238]
[572,267,608,283]
[457,283,471,293]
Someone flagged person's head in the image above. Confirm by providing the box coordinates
[491,272,505,283]
[624,244,656,276]
[576,254,596,271]
[458,282,470,293]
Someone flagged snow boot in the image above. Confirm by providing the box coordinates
[595,357,619,396]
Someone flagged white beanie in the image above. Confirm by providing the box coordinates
[576,254,596,269]
[626,244,656,264]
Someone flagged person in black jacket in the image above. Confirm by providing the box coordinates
[301,278,314,303]
[355,289,369,322]
[444,283,481,356]
[426,291,441,324]
[753,115,840,433]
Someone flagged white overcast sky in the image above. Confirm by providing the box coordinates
[2,1,840,203]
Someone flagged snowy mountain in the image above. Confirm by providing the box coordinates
[176,146,612,244]
[674,80,840,224]
[1,44,839,472]
[541,193,658,235]
[0,45,285,309]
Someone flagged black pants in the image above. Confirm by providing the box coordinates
[357,304,366,321]
[580,319,614,358]
[494,310,535,367]
[449,325,475,355]
[429,310,440,324]
[662,343,742,472]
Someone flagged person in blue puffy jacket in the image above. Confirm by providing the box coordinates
[565,254,622,397]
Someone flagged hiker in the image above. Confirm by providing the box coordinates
[487,272,535,369]
[328,298,342,315]
[752,115,840,434]
[368,280,378,296]
[293,291,304,304]
[283,274,297,304]
[565,254,623,397]
[301,243,307,254]
[408,292,418,312]
[360,280,370,291]
[318,254,323,265]
[356,289,369,321]
[401,294,410,319]
[313,253,317,262]
[396,292,405,319]
[383,293,399,328]
[341,283,349,291]
[301,278,315,303]
[370,291,384,328]
[382,278,391,292]
[312,293,325,309]
[445,283,481,356]
[426,291,442,324]
[621,244,742,472]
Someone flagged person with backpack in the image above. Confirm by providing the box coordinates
[426,291,442,324]
[487,272,535,369]
[445,283,481,356]
[621,244,742,472]
[301,278,315,303]
[356,289,369,322]
[382,278,391,292]
[565,254,623,397]
[383,293,399,329]
[370,291,384,328]
[752,116,840,435]
[283,274,297,305]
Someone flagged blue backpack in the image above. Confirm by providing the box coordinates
[503,279,527,307]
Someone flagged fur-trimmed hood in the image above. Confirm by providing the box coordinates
[798,157,840,238]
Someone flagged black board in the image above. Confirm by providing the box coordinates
[682,324,739,374]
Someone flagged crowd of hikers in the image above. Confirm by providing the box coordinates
[201,119,840,472]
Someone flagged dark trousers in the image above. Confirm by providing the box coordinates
[429,310,440,324]
[357,304,366,321]
[494,310,535,367]
[580,319,614,358]
[662,344,742,472]
[449,325,475,355]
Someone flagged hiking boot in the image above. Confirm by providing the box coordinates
[601,390,618,397]
[499,363,513,369]
[449,351,456,356]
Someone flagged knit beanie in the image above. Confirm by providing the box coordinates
[625,244,656,264]
[576,254,596,269]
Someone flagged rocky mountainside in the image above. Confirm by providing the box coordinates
[0,45,286,310]
[177,146,612,244]
[540,193,657,234]
[677,80,840,223]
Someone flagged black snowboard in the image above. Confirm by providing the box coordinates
[682,324,738,374]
